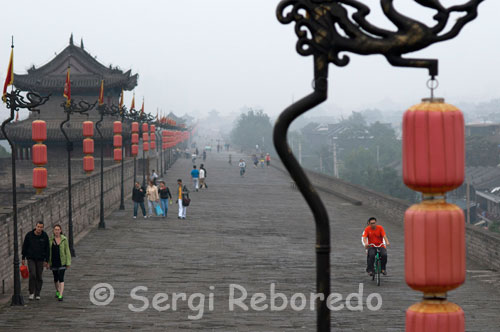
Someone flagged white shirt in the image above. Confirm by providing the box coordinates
[199,169,205,179]
[239,161,246,168]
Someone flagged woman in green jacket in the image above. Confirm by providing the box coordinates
[49,224,71,301]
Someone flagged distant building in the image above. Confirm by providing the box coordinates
[465,123,500,138]
[0,35,138,160]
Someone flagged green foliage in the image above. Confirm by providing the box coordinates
[466,136,499,167]
[230,109,274,152]
[0,144,10,157]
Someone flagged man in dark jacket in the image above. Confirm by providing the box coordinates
[132,181,147,219]
[22,221,49,300]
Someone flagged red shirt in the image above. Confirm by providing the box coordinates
[362,225,386,248]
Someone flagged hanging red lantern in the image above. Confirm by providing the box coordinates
[32,120,47,142]
[150,141,156,149]
[131,122,139,133]
[143,132,149,142]
[150,124,155,133]
[83,156,94,173]
[114,148,123,162]
[83,138,94,154]
[113,135,123,148]
[83,121,94,137]
[131,122,139,157]
[32,120,47,193]
[405,200,465,293]
[143,142,149,151]
[82,121,94,174]
[142,123,149,133]
[113,121,123,163]
[406,300,464,332]
[403,99,464,194]
[113,121,122,135]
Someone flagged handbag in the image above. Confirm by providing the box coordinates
[182,197,191,207]
[155,204,164,216]
[20,262,29,279]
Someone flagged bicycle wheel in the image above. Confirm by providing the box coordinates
[376,259,381,286]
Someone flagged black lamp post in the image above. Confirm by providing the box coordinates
[95,102,119,229]
[2,87,49,306]
[60,99,96,257]
[112,104,128,211]
[275,1,483,330]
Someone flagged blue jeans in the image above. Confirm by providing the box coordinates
[160,198,169,217]
[133,201,146,217]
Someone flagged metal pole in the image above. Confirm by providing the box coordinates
[134,156,137,183]
[466,177,471,224]
[156,132,159,177]
[1,100,24,306]
[333,141,338,178]
[96,112,105,229]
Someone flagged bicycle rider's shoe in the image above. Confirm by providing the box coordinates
[381,270,387,275]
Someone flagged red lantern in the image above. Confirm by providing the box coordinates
[83,121,94,137]
[403,99,464,194]
[131,122,139,133]
[405,200,465,293]
[143,133,149,142]
[113,135,123,148]
[83,156,94,173]
[406,301,464,332]
[150,125,155,133]
[113,121,122,135]
[143,142,149,151]
[83,138,94,154]
[131,133,139,144]
[32,120,47,142]
[150,141,156,149]
[32,144,47,166]
[131,145,139,156]
[114,148,122,162]
[33,168,47,193]
[142,123,149,133]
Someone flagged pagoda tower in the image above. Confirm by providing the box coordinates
[2,35,138,160]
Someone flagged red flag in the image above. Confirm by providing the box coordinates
[130,93,135,110]
[98,80,104,105]
[140,98,144,115]
[15,111,19,122]
[2,47,14,102]
[156,108,159,121]
[63,67,71,106]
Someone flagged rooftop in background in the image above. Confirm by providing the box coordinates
[13,34,138,95]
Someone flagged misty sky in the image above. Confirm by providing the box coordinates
[0,0,499,121]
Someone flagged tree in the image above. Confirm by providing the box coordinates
[230,109,274,152]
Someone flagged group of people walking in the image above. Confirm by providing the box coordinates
[21,221,71,302]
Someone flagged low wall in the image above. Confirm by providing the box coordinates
[0,154,174,297]
[272,161,500,271]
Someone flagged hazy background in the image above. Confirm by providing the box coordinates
[0,0,498,121]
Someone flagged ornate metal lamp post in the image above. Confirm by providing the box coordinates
[2,86,49,305]
[275,1,483,331]
[95,101,120,229]
[60,99,96,257]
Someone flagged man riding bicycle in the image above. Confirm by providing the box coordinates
[362,217,390,276]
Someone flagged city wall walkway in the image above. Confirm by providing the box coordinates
[0,150,499,331]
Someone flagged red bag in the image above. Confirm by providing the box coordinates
[20,263,29,279]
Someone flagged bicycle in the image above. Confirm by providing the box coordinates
[369,243,385,286]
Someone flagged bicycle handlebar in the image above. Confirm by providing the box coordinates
[367,243,385,248]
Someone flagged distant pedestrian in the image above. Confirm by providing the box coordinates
[146,180,160,217]
[195,147,199,156]
[49,224,71,301]
[158,181,172,218]
[191,165,200,191]
[260,153,265,168]
[239,159,246,177]
[199,164,208,189]
[228,154,232,165]
[132,182,147,219]
[266,153,271,167]
[203,150,206,161]
[149,170,158,185]
[22,221,49,300]
[176,179,190,219]
[252,154,259,168]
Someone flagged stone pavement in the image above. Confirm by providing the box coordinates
[0,150,499,331]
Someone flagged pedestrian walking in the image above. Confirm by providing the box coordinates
[158,181,172,218]
[239,159,246,177]
[191,165,200,191]
[199,164,208,189]
[132,182,147,219]
[202,150,207,161]
[260,153,265,168]
[176,179,190,219]
[228,154,232,165]
[146,180,160,217]
[266,153,271,167]
[22,221,49,300]
[252,154,259,168]
[49,224,71,301]
[149,170,159,185]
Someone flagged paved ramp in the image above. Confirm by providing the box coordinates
[1,151,499,331]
